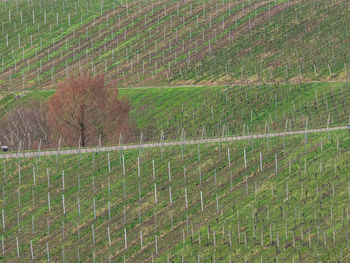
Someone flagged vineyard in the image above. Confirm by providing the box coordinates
[1,82,349,146]
[0,81,350,261]
[0,0,350,90]
[0,0,350,261]
[0,127,349,261]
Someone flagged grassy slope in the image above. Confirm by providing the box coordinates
[154,130,350,263]
[120,82,349,142]
[173,0,350,84]
[1,82,349,145]
[1,0,349,89]
[0,129,349,262]
[0,91,53,116]
[0,82,349,261]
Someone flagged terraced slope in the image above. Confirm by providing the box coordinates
[1,0,349,90]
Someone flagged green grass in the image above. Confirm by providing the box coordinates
[1,0,349,260]
[0,90,53,116]
[1,0,349,89]
[162,131,350,262]
[0,128,348,261]
[175,0,350,84]
[0,81,349,261]
[120,82,349,142]
[2,81,348,146]
[6,0,348,89]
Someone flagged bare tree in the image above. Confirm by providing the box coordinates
[0,100,49,151]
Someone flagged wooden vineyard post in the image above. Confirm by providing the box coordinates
[108,153,111,173]
[122,155,126,200]
[154,183,157,204]
[168,162,172,207]
[48,192,51,212]
[62,170,65,191]
[46,242,50,262]
[107,226,111,248]
[124,227,127,250]
[155,234,158,255]
[200,191,203,212]
[18,190,21,210]
[33,166,36,187]
[283,119,288,154]
[16,237,19,259]
[228,148,231,168]
[137,157,141,201]
[91,224,96,244]
[108,200,111,221]
[56,137,61,164]
[182,229,185,249]
[30,240,34,260]
[305,117,308,153]
[78,197,81,217]
[62,194,65,215]
[93,198,96,220]
[275,154,278,176]
[213,230,216,250]
[18,159,21,185]
[327,115,330,139]
[160,130,164,161]
[140,230,143,250]
[47,168,50,190]
[267,122,270,150]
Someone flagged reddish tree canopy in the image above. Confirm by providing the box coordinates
[48,74,132,147]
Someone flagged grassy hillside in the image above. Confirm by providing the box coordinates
[0,83,349,261]
[1,0,350,90]
[0,128,348,261]
[172,0,350,84]
[121,82,350,142]
[1,0,349,261]
[1,82,349,147]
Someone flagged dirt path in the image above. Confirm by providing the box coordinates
[0,80,349,93]
[1,126,347,158]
